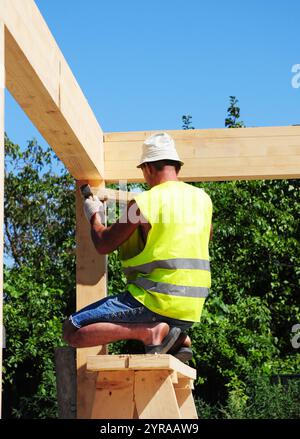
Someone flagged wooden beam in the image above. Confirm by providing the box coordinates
[104,126,300,182]
[54,347,76,419]
[76,181,107,419]
[87,354,198,419]
[0,20,4,419]
[97,187,136,204]
[87,354,197,380]
[135,370,181,419]
[1,0,104,180]
[91,370,135,419]
[173,378,198,419]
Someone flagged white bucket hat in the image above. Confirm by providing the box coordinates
[137,132,184,168]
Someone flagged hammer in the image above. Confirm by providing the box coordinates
[80,184,107,224]
[80,184,135,204]
[80,184,106,201]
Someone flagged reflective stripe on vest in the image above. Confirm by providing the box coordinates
[129,278,209,298]
[123,258,210,275]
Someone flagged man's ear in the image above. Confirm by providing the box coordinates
[143,163,150,176]
[146,163,154,175]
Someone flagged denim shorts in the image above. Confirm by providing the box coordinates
[70,291,193,332]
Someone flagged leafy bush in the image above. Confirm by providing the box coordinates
[3,267,66,418]
[3,137,75,418]
[191,296,279,404]
[196,373,300,419]
[202,179,300,355]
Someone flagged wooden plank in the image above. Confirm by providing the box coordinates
[174,379,198,419]
[91,370,135,419]
[104,126,300,142]
[128,354,197,380]
[104,127,300,182]
[1,0,60,101]
[87,354,196,380]
[54,347,76,419]
[87,355,129,372]
[0,20,4,419]
[96,187,136,204]
[76,181,107,419]
[104,157,300,181]
[134,370,181,419]
[105,139,300,161]
[174,387,198,419]
[1,0,104,180]
[59,56,104,179]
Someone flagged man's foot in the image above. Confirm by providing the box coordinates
[143,322,169,346]
[167,333,193,363]
[144,326,182,354]
[167,333,191,354]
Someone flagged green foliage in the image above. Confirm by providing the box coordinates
[107,250,127,296]
[197,373,300,419]
[3,267,65,418]
[202,179,300,352]
[4,136,76,313]
[191,295,279,403]
[186,96,300,412]
[182,114,195,130]
[3,136,75,418]
[225,96,245,128]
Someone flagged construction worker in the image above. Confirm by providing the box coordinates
[63,133,213,361]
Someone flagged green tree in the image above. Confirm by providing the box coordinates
[189,96,300,407]
[182,114,195,130]
[3,135,76,418]
[225,96,245,128]
[4,136,75,303]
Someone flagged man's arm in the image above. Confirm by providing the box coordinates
[89,200,145,254]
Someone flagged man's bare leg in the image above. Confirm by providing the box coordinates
[63,319,170,349]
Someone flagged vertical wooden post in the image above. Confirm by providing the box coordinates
[0,21,4,419]
[76,180,107,419]
[55,347,76,419]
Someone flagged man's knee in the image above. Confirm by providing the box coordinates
[63,318,78,346]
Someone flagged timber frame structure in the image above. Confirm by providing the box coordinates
[0,0,299,418]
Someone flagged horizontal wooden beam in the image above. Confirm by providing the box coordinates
[97,187,136,203]
[1,0,104,180]
[104,126,300,182]
[87,354,196,380]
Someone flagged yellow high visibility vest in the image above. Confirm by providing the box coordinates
[120,180,212,322]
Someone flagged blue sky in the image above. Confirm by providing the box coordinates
[5,0,300,149]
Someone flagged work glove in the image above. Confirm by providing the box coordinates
[83,196,105,224]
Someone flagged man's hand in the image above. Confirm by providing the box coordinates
[83,196,104,224]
